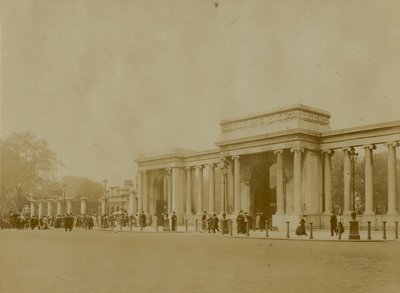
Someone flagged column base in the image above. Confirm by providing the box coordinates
[348,221,360,240]
[387,211,399,216]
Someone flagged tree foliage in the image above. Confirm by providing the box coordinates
[0,132,60,214]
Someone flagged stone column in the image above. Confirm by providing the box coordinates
[291,148,304,214]
[364,145,375,215]
[323,150,333,214]
[142,170,149,214]
[274,150,285,215]
[101,199,106,215]
[208,164,215,214]
[343,148,352,214]
[38,201,43,217]
[56,200,62,215]
[138,171,143,213]
[30,201,35,217]
[47,201,52,217]
[80,197,87,214]
[171,168,177,212]
[67,199,72,214]
[185,167,192,215]
[128,192,134,216]
[163,174,168,209]
[166,168,172,214]
[228,161,234,213]
[387,142,399,215]
[196,166,203,214]
[220,158,228,214]
[233,156,241,214]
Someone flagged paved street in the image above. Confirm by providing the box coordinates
[1,229,400,293]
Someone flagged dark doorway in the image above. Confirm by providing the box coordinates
[250,166,276,220]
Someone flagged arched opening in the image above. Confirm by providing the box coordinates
[249,163,276,220]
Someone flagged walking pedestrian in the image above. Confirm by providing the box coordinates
[330,211,338,236]
[296,215,307,236]
[171,211,177,231]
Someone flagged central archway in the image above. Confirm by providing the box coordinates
[249,160,276,220]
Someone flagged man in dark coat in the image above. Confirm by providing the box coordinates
[171,211,177,231]
[212,214,220,233]
[236,211,244,234]
[140,212,146,228]
[330,211,337,236]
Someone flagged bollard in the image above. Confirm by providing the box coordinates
[383,221,387,240]
[229,220,233,236]
[265,220,269,237]
[246,222,250,237]
[195,219,198,232]
[309,222,313,240]
[395,221,399,240]
[130,220,132,231]
[286,221,290,238]
[367,221,371,240]
[185,219,188,232]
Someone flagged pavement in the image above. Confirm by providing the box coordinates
[98,225,398,242]
[1,228,400,293]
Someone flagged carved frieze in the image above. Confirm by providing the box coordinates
[221,109,330,134]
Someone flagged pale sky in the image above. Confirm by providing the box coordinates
[1,0,400,186]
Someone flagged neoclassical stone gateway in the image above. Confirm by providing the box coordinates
[135,104,400,230]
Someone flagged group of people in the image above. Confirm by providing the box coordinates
[235,211,268,234]
[201,212,221,233]
[329,212,345,237]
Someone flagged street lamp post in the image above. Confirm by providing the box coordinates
[348,148,360,240]
[103,179,109,215]
[63,184,67,215]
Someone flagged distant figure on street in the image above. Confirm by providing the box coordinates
[171,212,177,231]
[337,214,344,238]
[236,211,244,234]
[207,214,213,233]
[330,211,337,236]
[296,215,307,236]
[152,214,158,229]
[140,212,146,228]
[212,214,220,233]
[244,212,250,234]
[201,211,207,231]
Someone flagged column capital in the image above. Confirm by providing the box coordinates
[139,170,147,175]
[342,147,353,153]
[321,149,334,156]
[274,149,284,155]
[195,165,204,170]
[184,166,192,171]
[290,147,304,153]
[364,144,376,150]
[208,163,215,169]
[385,141,400,148]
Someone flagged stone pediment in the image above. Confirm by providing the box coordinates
[219,104,331,142]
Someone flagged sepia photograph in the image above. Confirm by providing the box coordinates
[1,1,400,292]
